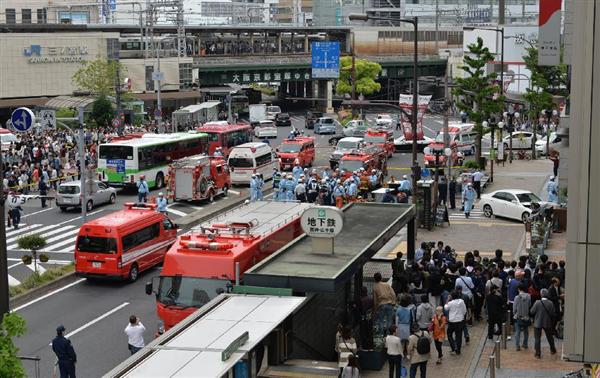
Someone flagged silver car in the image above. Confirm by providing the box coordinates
[314,117,340,134]
[56,180,117,212]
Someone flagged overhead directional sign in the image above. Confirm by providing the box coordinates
[311,41,340,79]
[39,109,56,129]
[11,107,35,133]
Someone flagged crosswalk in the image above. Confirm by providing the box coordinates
[448,209,488,221]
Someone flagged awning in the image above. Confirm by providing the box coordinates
[0,97,51,108]
[44,96,98,110]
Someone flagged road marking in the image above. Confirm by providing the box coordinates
[12,278,86,312]
[47,236,78,252]
[7,257,71,264]
[228,190,240,195]
[8,262,22,269]
[7,228,80,250]
[5,224,44,237]
[21,207,54,219]
[57,302,130,342]
[25,263,46,274]
[186,205,203,210]
[449,220,523,227]
[166,207,187,217]
[6,224,58,244]
[8,275,20,286]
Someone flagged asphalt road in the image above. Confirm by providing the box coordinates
[12,111,460,377]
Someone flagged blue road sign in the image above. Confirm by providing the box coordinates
[311,41,340,79]
[108,0,116,11]
[11,107,35,133]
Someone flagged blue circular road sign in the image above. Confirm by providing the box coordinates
[11,107,35,133]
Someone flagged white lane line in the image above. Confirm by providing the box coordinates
[5,224,43,237]
[12,278,86,312]
[167,208,187,217]
[8,275,20,286]
[47,236,78,252]
[186,205,203,210]
[25,263,46,274]
[8,257,72,264]
[51,302,130,343]
[228,190,241,195]
[7,228,80,250]
[8,225,76,246]
[21,207,54,218]
[6,224,58,245]
[8,262,22,269]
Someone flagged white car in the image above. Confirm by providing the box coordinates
[343,119,369,137]
[56,180,117,212]
[375,114,394,128]
[266,106,282,120]
[254,120,277,138]
[535,132,561,156]
[480,189,551,223]
[501,131,543,150]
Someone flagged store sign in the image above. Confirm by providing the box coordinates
[538,0,561,66]
[23,44,89,64]
[229,70,310,83]
[301,206,344,238]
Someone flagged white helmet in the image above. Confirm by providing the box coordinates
[158,192,164,197]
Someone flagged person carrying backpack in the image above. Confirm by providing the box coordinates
[407,329,431,378]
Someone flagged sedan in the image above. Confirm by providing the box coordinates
[254,120,277,138]
[375,114,394,128]
[275,113,292,127]
[480,189,550,223]
[502,131,543,150]
[314,117,340,134]
[56,180,117,212]
[343,119,369,137]
[535,132,561,156]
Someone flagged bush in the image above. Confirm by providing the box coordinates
[0,313,27,378]
[17,234,47,252]
[8,264,74,297]
[39,253,49,263]
[20,255,31,265]
[463,160,480,169]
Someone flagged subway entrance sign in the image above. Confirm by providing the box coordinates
[311,41,340,79]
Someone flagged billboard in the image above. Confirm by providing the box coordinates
[538,0,562,66]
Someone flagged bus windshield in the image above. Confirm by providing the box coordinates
[158,276,228,308]
[99,145,134,160]
[228,157,254,168]
[76,236,118,254]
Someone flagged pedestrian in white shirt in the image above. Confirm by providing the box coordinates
[444,291,467,355]
[472,170,484,199]
[124,315,146,355]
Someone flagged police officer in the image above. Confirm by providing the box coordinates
[272,168,281,190]
[333,180,345,208]
[295,178,307,202]
[547,176,558,203]
[256,174,264,201]
[156,192,168,214]
[52,325,77,378]
[249,174,258,202]
[306,175,320,203]
[369,169,379,189]
[213,147,223,157]
[319,178,331,206]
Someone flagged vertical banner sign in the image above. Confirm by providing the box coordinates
[538,0,562,66]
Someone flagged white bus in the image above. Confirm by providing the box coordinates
[97,132,209,188]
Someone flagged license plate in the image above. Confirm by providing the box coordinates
[92,262,102,268]
[284,165,290,169]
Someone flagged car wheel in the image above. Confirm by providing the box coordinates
[59,207,67,212]
[86,200,93,212]
[483,204,493,218]
[155,172,165,189]
[521,212,531,223]
[109,193,116,204]
[128,264,139,283]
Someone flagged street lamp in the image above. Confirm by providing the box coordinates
[463,26,505,95]
[503,108,520,163]
[483,118,498,182]
[349,13,419,205]
[423,146,452,207]
[542,108,559,157]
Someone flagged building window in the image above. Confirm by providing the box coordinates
[58,11,89,24]
[179,63,193,88]
[5,9,16,24]
[21,9,32,24]
[36,9,47,23]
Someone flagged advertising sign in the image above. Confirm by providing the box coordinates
[538,0,562,66]
[311,42,340,79]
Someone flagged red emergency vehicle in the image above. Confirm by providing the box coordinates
[74,203,178,282]
[197,122,253,156]
[364,128,394,157]
[423,141,464,167]
[168,154,230,202]
[339,145,388,179]
[146,201,314,329]
[276,136,315,170]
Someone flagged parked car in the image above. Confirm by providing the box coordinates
[314,117,340,134]
[305,111,324,129]
[343,119,369,137]
[275,113,292,127]
[480,189,552,223]
[56,180,117,212]
[266,105,282,120]
[375,114,395,128]
[501,131,543,150]
[535,132,561,155]
[254,120,278,138]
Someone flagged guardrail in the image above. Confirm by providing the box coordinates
[18,355,41,378]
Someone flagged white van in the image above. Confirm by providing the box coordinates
[435,122,478,155]
[228,142,278,185]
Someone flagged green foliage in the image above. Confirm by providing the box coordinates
[91,95,114,128]
[523,47,568,128]
[17,234,47,252]
[0,313,27,378]
[55,108,79,130]
[463,160,480,169]
[453,37,505,163]
[9,264,75,297]
[336,56,382,96]
[72,58,127,96]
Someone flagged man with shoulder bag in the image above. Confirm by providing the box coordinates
[530,288,557,358]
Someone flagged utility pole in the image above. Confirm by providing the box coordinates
[0,129,7,319]
[498,0,505,25]
[435,0,439,53]
[443,74,450,205]
[155,45,163,131]
[351,32,357,116]
[78,107,87,225]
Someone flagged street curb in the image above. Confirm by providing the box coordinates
[9,271,78,310]
[467,323,490,378]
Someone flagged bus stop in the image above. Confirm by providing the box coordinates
[244,202,416,366]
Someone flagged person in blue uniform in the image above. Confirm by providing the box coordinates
[462,183,477,218]
[52,325,77,378]
[156,192,168,213]
[292,163,303,182]
[547,176,558,203]
[285,174,296,201]
[249,174,258,202]
[256,174,264,201]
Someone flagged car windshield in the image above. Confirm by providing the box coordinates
[267,106,281,113]
[158,276,228,308]
[99,145,134,160]
[435,133,448,142]
[320,118,334,124]
[58,185,80,195]
[337,141,358,150]
[259,122,274,127]
[228,157,254,168]
[280,144,301,153]
[364,135,386,143]
[340,160,364,172]
[76,236,117,254]
[516,192,542,203]
[279,113,290,119]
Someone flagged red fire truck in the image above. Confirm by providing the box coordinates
[167,154,230,202]
[364,128,394,157]
[197,122,253,156]
[145,201,314,329]
[339,145,388,180]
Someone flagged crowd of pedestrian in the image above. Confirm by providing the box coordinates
[336,242,566,377]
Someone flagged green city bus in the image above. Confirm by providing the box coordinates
[97,132,209,188]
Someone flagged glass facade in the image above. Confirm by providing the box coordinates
[58,11,89,25]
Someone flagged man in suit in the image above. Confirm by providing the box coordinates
[530,288,557,358]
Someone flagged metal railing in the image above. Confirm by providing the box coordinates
[18,355,41,378]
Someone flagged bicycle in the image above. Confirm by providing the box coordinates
[563,367,590,378]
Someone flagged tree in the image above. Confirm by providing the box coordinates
[55,107,79,130]
[90,95,114,128]
[336,56,382,96]
[18,234,47,275]
[72,58,127,97]
[0,313,27,378]
[453,37,505,167]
